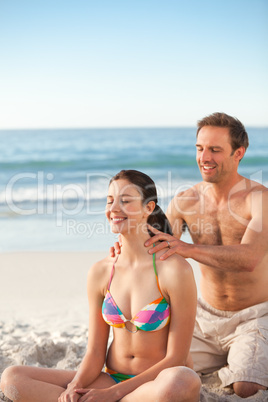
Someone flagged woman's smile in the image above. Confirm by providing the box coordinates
[111,216,127,224]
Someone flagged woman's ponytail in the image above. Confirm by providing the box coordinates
[147,204,173,237]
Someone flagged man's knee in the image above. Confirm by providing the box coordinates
[233,381,267,398]
[156,367,201,401]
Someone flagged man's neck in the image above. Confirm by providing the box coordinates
[204,173,244,203]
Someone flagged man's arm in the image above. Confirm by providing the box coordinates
[146,191,268,273]
[165,195,186,240]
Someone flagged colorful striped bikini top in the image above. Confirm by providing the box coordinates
[102,253,170,332]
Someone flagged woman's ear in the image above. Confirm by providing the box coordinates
[144,201,156,216]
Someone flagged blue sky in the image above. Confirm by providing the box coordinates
[0,0,267,129]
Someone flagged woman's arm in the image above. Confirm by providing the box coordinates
[59,260,110,399]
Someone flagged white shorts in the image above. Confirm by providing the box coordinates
[190,298,268,387]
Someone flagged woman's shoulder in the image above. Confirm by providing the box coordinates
[155,250,192,273]
[154,253,196,303]
[87,255,115,295]
[88,255,114,281]
[154,251,194,287]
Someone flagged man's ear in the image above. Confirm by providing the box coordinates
[235,146,246,162]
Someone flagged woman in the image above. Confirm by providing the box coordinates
[1,170,200,402]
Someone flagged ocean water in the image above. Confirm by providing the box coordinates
[0,127,267,252]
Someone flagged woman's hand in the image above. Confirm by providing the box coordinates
[75,388,115,402]
[145,225,192,260]
[58,386,81,402]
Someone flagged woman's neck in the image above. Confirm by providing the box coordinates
[119,231,152,265]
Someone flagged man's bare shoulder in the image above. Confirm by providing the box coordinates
[246,173,267,188]
[233,177,268,208]
[167,183,203,227]
[249,181,268,194]
[231,176,267,194]
[176,183,198,197]
[175,181,208,198]
[247,181,268,204]
[172,182,204,209]
[248,184,268,217]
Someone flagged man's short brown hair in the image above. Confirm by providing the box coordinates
[197,112,249,152]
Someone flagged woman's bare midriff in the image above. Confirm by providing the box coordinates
[106,326,169,375]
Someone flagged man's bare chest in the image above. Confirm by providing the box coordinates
[183,202,249,246]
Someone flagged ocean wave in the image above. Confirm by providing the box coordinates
[0,175,193,207]
[0,183,107,205]
[0,154,198,173]
[0,153,267,176]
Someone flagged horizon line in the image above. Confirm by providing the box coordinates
[0,124,268,131]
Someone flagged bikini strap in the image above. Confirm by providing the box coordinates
[152,248,164,297]
[108,255,119,290]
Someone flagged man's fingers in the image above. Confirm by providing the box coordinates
[148,242,168,254]
[110,242,121,258]
[145,224,170,246]
[159,248,177,260]
[114,241,121,254]
[146,233,169,247]
[147,224,161,233]
[109,246,116,258]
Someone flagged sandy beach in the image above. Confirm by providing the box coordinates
[0,252,267,401]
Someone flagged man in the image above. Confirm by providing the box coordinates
[145,112,268,398]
